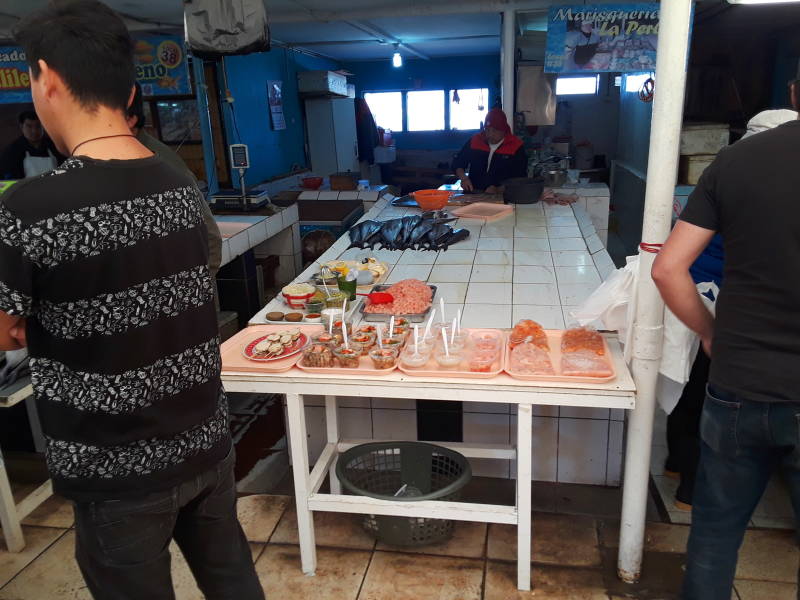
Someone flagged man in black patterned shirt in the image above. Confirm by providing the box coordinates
[0,2,263,598]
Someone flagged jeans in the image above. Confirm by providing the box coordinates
[73,448,265,600]
[681,385,800,600]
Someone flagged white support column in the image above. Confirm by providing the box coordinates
[618,0,694,585]
[501,8,516,119]
[286,393,317,576]
[324,395,341,495]
[516,403,533,591]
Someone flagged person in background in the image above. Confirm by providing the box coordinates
[453,108,527,194]
[0,2,264,598]
[0,110,65,179]
[127,83,222,278]
[652,67,800,600]
[664,107,798,512]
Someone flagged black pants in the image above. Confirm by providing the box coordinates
[666,349,711,504]
[73,449,264,600]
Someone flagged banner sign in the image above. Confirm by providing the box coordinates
[133,35,191,96]
[0,34,190,104]
[0,47,32,104]
[545,4,660,74]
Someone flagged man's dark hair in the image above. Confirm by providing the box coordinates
[127,82,145,130]
[18,110,39,125]
[13,0,135,112]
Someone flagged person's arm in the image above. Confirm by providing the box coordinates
[0,313,25,350]
[652,221,716,354]
[0,195,35,350]
[452,141,474,192]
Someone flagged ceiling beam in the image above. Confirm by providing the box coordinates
[345,20,431,60]
[267,0,650,23]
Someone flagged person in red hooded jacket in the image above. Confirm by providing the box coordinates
[452,108,527,193]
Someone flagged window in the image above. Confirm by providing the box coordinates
[449,88,489,130]
[407,90,445,131]
[555,75,599,96]
[624,73,652,94]
[364,91,403,132]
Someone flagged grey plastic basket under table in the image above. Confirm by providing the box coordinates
[335,441,472,547]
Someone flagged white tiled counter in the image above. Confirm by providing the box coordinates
[214,204,300,279]
[251,194,624,487]
[552,183,611,246]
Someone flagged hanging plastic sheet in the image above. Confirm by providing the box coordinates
[184,0,270,57]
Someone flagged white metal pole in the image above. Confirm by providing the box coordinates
[501,9,516,119]
[618,0,694,584]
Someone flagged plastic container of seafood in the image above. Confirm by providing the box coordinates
[504,329,616,383]
[296,341,401,376]
[359,284,438,323]
[397,329,506,379]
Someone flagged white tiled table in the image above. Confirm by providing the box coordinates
[250,196,624,487]
[214,203,300,268]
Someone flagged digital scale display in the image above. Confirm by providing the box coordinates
[230,144,250,169]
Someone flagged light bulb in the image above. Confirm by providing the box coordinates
[392,52,402,68]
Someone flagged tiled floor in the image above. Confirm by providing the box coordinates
[1,486,795,600]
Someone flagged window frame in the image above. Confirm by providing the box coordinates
[362,87,492,133]
[555,75,600,96]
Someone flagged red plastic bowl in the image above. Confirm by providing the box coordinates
[302,176,323,190]
[413,189,451,211]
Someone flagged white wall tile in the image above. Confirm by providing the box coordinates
[372,398,416,410]
[338,192,360,200]
[586,197,610,229]
[596,229,609,246]
[220,240,231,266]
[339,407,373,440]
[510,415,558,482]
[298,191,319,200]
[464,412,511,478]
[557,418,609,485]
[397,250,438,265]
[585,233,604,255]
[593,250,617,280]
[547,226,582,238]
[546,216,578,227]
[464,402,510,414]
[266,213,282,238]
[228,232,249,258]
[359,191,379,200]
[372,408,417,440]
[318,191,340,200]
[559,282,598,306]
[607,420,624,486]
[559,407,610,419]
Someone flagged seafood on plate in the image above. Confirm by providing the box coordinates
[363,279,433,315]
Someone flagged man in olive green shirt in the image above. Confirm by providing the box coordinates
[127,84,222,277]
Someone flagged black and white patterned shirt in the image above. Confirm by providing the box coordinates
[0,156,231,501]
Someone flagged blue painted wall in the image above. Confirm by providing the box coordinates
[221,49,340,187]
[342,55,501,151]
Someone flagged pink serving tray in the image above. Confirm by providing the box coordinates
[504,330,616,383]
[397,329,507,379]
[221,324,323,374]
[296,349,399,376]
[450,202,514,222]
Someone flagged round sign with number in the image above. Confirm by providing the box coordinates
[157,40,183,70]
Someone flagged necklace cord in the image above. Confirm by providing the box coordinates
[70,134,137,157]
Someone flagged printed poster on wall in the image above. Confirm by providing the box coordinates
[545,4,660,74]
[267,80,286,130]
[0,47,32,104]
[0,35,190,104]
[133,35,191,96]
